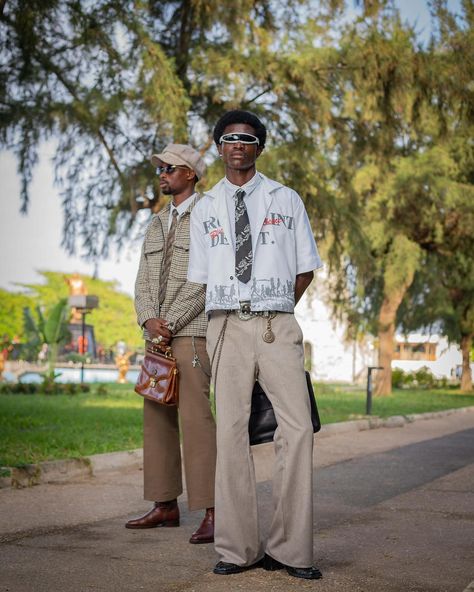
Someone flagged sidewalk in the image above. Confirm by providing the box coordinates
[1,409,473,591]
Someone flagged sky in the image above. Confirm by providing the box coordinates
[0,146,144,296]
[0,0,462,298]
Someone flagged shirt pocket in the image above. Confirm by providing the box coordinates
[170,238,190,281]
[144,241,164,280]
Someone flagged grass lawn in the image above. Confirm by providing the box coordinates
[0,384,142,468]
[316,383,474,424]
[1,383,473,467]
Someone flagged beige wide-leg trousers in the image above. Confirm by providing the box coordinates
[207,312,314,568]
[143,336,216,511]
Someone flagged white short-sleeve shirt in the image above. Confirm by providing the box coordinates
[188,172,322,313]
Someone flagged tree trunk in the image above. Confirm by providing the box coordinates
[460,333,473,392]
[375,286,411,396]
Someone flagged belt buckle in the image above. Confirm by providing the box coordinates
[238,301,252,321]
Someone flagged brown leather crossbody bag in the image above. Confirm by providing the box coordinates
[135,342,179,405]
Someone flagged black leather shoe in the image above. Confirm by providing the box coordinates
[213,558,264,575]
[263,554,284,571]
[263,553,322,579]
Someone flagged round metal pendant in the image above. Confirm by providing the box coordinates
[262,330,275,343]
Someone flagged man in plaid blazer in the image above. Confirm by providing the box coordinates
[126,144,216,544]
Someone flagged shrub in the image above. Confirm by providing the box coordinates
[0,382,38,395]
[414,367,437,389]
[0,380,90,395]
[96,384,109,396]
[392,367,447,389]
[392,368,414,389]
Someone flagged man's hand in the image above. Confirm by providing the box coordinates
[144,318,173,346]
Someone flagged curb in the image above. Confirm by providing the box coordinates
[317,405,474,437]
[2,406,473,490]
[0,449,143,490]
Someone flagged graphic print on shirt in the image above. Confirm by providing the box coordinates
[202,207,298,310]
[263,213,295,229]
[206,277,295,308]
[202,216,229,247]
[202,211,295,249]
[206,284,238,307]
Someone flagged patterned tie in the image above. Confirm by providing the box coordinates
[159,208,179,304]
[234,189,252,283]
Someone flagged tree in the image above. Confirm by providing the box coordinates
[0,288,33,339]
[302,11,427,395]
[0,271,142,351]
[400,249,474,392]
[18,271,142,349]
[311,3,474,394]
[0,0,338,257]
[397,134,474,391]
[2,0,472,393]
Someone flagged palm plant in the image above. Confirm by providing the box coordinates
[23,299,71,377]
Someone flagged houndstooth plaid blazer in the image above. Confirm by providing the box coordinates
[134,195,207,339]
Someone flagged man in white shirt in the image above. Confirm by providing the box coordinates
[188,111,323,579]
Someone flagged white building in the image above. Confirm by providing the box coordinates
[392,333,469,380]
[295,292,468,383]
[295,291,376,383]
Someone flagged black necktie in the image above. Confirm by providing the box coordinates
[234,189,252,283]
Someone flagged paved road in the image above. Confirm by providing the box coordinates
[1,412,473,592]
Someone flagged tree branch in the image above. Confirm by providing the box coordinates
[175,0,194,87]
[243,86,273,106]
[32,51,124,181]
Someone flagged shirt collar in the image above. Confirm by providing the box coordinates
[224,172,262,198]
[171,192,197,218]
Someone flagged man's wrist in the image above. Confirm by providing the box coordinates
[166,321,176,335]
[139,310,157,329]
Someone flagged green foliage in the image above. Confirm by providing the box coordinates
[1,1,473,392]
[65,353,89,364]
[312,5,474,392]
[391,367,449,390]
[42,298,70,345]
[96,384,109,396]
[0,0,338,256]
[0,289,33,340]
[21,306,42,360]
[21,298,71,372]
[0,380,90,395]
[13,271,141,350]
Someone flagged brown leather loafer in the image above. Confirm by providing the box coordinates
[189,507,214,544]
[125,500,179,529]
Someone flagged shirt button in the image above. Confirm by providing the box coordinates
[230,276,234,280]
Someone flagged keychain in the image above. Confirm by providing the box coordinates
[262,313,276,343]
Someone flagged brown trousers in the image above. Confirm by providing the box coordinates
[143,336,216,511]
